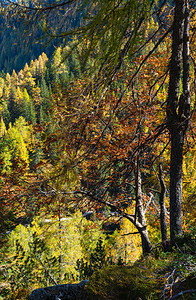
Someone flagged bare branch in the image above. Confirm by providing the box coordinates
[168,289,196,300]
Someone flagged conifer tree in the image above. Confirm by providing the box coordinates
[22,88,36,123]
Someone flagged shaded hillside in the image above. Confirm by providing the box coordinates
[0,17,58,73]
[0,5,82,74]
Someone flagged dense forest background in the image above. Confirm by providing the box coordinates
[0,0,195,299]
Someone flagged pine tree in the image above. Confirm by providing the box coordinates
[22,88,36,123]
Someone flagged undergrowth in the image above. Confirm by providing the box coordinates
[86,233,196,300]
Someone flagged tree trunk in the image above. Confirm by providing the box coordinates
[138,226,152,254]
[134,157,146,226]
[170,130,184,241]
[158,164,167,244]
[134,157,152,253]
[167,0,190,243]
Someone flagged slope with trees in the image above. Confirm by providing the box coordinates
[0,0,195,298]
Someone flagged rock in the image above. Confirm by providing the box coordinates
[29,280,89,300]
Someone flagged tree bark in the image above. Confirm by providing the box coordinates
[167,0,190,243]
[169,130,184,241]
[134,157,152,253]
[158,164,167,244]
[138,226,153,254]
[134,158,146,226]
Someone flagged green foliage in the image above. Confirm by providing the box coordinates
[22,88,36,124]
[0,211,111,297]
[76,238,114,279]
[64,0,154,79]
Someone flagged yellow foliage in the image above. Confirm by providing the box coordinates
[0,117,6,137]
[182,148,196,227]
[7,211,106,286]
[7,287,31,300]
[108,208,142,264]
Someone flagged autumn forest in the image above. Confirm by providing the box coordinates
[0,0,195,299]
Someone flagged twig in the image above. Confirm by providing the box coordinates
[144,192,154,214]
[121,231,140,236]
[168,289,196,300]
[161,269,176,299]
[39,259,58,285]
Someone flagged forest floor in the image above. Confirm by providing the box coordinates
[86,234,196,300]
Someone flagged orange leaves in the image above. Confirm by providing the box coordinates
[22,44,175,229]
[33,161,46,170]
[33,123,44,133]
